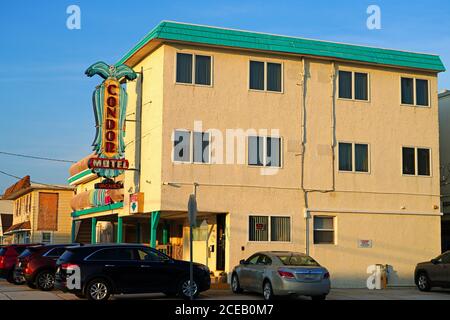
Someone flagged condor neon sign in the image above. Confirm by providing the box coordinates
[85,62,137,179]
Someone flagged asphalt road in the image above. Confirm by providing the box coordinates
[1,279,450,300]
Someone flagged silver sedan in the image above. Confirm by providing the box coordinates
[231,251,330,300]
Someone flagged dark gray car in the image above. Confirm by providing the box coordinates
[415,251,450,291]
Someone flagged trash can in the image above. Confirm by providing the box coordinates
[375,264,388,290]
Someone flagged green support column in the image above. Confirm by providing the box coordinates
[91,217,97,244]
[71,220,76,243]
[150,211,160,248]
[117,217,123,243]
[162,224,169,245]
[136,223,141,243]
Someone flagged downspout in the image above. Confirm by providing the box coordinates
[299,57,309,255]
[136,67,144,193]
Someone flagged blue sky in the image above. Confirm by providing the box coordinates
[0,0,449,192]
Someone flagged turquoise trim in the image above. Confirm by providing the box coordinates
[91,217,97,244]
[150,211,160,248]
[117,217,123,243]
[71,202,124,218]
[117,21,445,72]
[67,169,94,184]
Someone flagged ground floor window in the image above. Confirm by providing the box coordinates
[313,216,335,245]
[249,215,291,242]
[41,232,52,244]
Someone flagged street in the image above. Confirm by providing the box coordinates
[1,279,450,300]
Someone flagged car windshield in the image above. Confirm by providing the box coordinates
[277,254,320,266]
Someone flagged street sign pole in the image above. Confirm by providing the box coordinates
[188,183,198,300]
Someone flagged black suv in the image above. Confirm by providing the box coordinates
[55,244,211,300]
[415,251,450,291]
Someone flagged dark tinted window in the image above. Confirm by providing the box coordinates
[257,255,272,265]
[18,248,35,258]
[339,143,352,171]
[195,55,211,85]
[277,254,320,266]
[136,248,170,262]
[45,247,67,257]
[355,73,368,101]
[0,248,7,256]
[250,61,264,90]
[58,250,75,262]
[15,247,27,254]
[402,147,415,175]
[246,254,261,265]
[267,63,282,92]
[176,53,193,84]
[339,71,352,99]
[440,252,450,264]
[401,78,414,105]
[87,248,135,261]
[416,79,429,106]
[417,148,430,176]
[355,144,369,172]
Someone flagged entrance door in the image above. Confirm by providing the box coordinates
[216,214,226,271]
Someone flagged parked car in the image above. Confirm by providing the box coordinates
[231,251,331,300]
[415,251,450,292]
[0,244,41,284]
[15,244,81,291]
[55,244,211,301]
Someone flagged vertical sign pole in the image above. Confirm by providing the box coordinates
[189,183,198,300]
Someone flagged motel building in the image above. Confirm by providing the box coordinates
[68,21,445,288]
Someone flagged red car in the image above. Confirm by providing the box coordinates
[0,244,40,284]
[15,244,80,290]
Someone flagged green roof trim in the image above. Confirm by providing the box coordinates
[68,169,94,184]
[117,21,445,72]
[72,202,124,218]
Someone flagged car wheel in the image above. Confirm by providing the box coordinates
[7,270,25,285]
[86,279,111,301]
[263,281,274,301]
[231,273,243,294]
[36,271,55,291]
[178,278,199,300]
[417,273,431,292]
[311,295,327,301]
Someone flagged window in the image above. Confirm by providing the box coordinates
[44,247,66,258]
[176,53,212,86]
[248,136,282,167]
[338,71,369,101]
[314,217,335,245]
[338,142,369,173]
[403,147,431,176]
[41,232,52,244]
[193,132,210,164]
[87,248,135,261]
[270,216,291,242]
[401,77,429,106]
[246,254,262,265]
[257,255,272,265]
[249,216,269,241]
[249,215,291,242]
[249,61,282,92]
[173,130,191,162]
[136,248,170,262]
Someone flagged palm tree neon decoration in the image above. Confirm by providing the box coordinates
[85,62,137,178]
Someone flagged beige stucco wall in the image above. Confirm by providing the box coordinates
[439,92,450,213]
[121,43,442,287]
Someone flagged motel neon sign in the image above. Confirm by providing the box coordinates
[85,62,137,180]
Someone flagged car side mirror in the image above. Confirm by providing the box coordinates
[240,259,248,265]
[431,259,439,265]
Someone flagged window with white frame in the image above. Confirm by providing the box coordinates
[173,130,211,164]
[41,232,52,244]
[338,70,369,101]
[249,61,282,92]
[249,215,291,242]
[402,147,431,176]
[313,217,335,245]
[401,77,429,106]
[176,53,212,86]
[338,142,369,173]
[248,136,281,167]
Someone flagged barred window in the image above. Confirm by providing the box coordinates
[249,216,291,242]
[249,216,269,242]
[270,217,291,242]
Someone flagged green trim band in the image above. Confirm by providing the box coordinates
[117,21,445,72]
[72,202,124,218]
[68,169,94,184]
